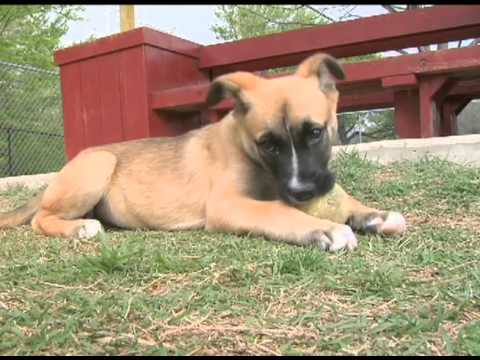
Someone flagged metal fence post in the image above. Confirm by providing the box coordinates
[6,127,12,176]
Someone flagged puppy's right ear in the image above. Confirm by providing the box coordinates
[206,72,261,113]
[295,53,345,93]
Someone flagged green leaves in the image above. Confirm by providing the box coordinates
[212,5,326,42]
[0,5,84,69]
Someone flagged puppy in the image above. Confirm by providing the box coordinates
[0,53,405,251]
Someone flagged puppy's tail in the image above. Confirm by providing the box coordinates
[0,191,44,228]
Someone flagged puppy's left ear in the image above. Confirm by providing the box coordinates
[295,53,345,92]
[206,72,261,113]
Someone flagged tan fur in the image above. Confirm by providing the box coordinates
[0,191,43,228]
[0,53,405,249]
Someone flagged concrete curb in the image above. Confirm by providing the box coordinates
[0,172,57,191]
[332,134,480,167]
[1,134,479,191]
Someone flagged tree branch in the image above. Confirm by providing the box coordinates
[336,5,359,21]
[345,123,357,135]
[0,7,11,25]
[418,45,431,53]
[303,5,336,23]
[240,6,319,29]
[468,38,480,47]
[395,49,410,55]
[0,13,15,37]
[381,5,401,13]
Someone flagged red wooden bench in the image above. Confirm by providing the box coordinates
[54,5,480,160]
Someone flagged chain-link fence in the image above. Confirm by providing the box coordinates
[0,60,66,177]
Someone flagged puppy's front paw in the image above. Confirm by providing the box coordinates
[306,224,358,252]
[364,211,406,235]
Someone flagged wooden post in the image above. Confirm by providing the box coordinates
[418,75,456,137]
[393,90,421,138]
[440,97,471,136]
[120,5,135,32]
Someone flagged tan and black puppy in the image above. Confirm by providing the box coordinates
[0,53,405,251]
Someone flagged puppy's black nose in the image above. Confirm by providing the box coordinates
[287,182,316,202]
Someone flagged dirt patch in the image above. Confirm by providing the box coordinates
[374,168,402,183]
[407,266,441,283]
[406,208,480,233]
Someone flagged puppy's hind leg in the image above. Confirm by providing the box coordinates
[32,150,117,239]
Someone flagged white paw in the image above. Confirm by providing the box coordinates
[76,220,103,240]
[307,224,358,252]
[381,211,406,235]
[367,211,406,235]
[329,224,358,251]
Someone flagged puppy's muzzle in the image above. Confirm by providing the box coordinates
[286,182,316,203]
[283,170,335,205]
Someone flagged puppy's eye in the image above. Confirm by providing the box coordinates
[310,127,324,140]
[258,139,279,155]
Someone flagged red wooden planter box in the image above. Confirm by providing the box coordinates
[54,27,209,159]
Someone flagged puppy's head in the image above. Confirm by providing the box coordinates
[207,53,345,206]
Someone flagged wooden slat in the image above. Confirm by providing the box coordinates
[199,5,480,75]
[341,45,480,85]
[60,63,85,159]
[79,58,104,148]
[151,45,480,112]
[382,74,418,89]
[150,83,208,110]
[118,47,151,140]
[97,53,125,144]
[339,90,394,112]
[450,80,480,97]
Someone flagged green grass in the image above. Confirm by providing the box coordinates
[1,151,480,355]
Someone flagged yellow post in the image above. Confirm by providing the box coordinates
[120,5,135,32]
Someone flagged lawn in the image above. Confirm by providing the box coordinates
[0,151,479,355]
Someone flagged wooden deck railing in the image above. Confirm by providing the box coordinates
[55,5,480,159]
